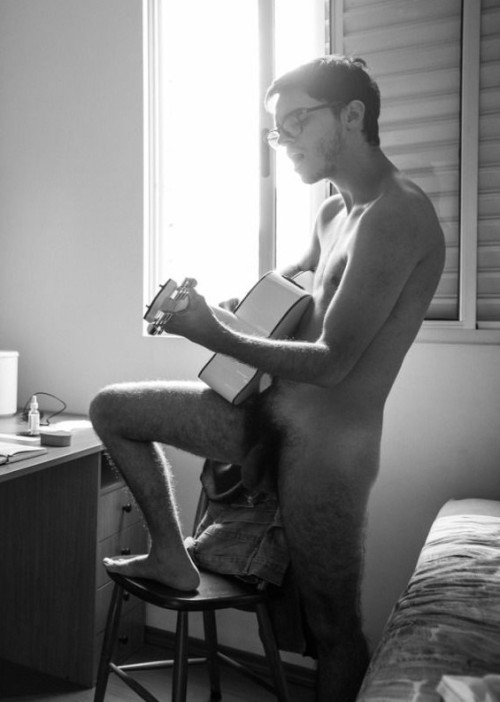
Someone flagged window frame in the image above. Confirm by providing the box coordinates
[416,0,499,344]
[144,0,266,306]
[144,0,500,345]
[332,0,500,344]
[144,0,326,306]
[143,0,161,308]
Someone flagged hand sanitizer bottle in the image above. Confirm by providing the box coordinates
[28,395,40,436]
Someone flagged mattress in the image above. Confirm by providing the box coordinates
[357,499,500,701]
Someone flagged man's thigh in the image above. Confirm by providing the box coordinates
[94,379,251,465]
[277,432,375,630]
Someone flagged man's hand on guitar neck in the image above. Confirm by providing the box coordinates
[219,297,240,312]
[160,287,228,348]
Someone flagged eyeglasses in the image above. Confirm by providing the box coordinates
[266,102,344,149]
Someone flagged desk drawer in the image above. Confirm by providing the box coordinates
[99,485,143,540]
[95,580,144,634]
[97,523,149,588]
[94,605,144,670]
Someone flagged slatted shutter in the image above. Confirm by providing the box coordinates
[477,0,500,325]
[336,0,462,320]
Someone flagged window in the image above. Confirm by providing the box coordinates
[334,0,500,341]
[145,0,260,306]
[273,0,329,269]
[145,0,326,309]
[477,0,500,327]
[145,0,500,342]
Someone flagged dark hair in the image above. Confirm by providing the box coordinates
[265,55,381,147]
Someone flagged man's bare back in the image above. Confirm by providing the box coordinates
[90,56,444,702]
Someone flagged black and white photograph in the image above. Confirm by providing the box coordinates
[0,1,499,701]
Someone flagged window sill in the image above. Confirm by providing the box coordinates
[417,322,500,345]
[145,325,500,346]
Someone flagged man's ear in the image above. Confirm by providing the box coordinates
[344,100,365,131]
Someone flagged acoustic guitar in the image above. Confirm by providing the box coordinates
[144,271,312,405]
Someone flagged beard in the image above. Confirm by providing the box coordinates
[300,131,344,184]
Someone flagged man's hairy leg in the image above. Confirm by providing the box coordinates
[278,432,377,702]
[89,380,248,590]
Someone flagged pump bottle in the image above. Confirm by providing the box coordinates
[28,395,40,436]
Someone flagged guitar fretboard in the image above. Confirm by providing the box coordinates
[147,277,196,335]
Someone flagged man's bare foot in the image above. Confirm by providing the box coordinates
[103,550,200,591]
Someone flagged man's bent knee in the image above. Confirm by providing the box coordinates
[89,383,131,438]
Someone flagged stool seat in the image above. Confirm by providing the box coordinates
[108,569,268,611]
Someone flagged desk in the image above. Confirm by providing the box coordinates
[0,414,147,687]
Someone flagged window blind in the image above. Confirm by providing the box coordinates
[477,0,500,324]
[339,0,462,320]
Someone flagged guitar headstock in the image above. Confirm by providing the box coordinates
[144,277,197,335]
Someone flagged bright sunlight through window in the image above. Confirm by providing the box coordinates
[150,0,325,305]
[155,0,259,304]
[274,0,327,270]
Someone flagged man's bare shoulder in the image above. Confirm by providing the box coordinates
[316,194,345,233]
[360,173,445,258]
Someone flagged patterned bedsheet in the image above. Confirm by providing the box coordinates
[357,500,500,701]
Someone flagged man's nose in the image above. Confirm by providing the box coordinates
[277,130,295,146]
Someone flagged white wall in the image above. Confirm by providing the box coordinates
[363,341,500,645]
[1,0,499,666]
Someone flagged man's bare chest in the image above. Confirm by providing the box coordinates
[295,227,353,340]
[314,220,355,298]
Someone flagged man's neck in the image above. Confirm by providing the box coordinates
[330,147,395,212]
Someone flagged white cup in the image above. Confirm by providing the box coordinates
[0,351,19,416]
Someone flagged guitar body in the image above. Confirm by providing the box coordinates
[198,271,311,405]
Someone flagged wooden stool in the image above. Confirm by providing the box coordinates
[94,461,291,702]
[93,569,291,702]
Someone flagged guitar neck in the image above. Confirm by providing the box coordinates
[147,277,196,335]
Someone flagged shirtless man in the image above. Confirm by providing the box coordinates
[89,56,444,701]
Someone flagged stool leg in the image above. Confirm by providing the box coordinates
[94,583,125,702]
[172,611,189,702]
[256,603,290,702]
[203,610,222,700]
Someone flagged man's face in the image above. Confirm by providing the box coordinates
[272,89,346,184]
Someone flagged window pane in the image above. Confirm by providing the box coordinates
[477,0,500,324]
[274,0,327,270]
[342,0,462,320]
[157,0,259,303]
